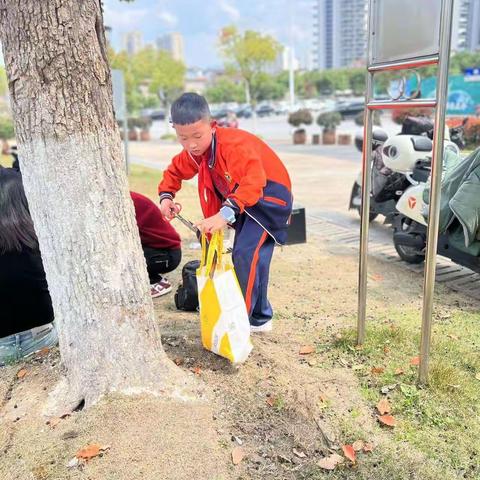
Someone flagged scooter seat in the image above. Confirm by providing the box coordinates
[410,136,433,152]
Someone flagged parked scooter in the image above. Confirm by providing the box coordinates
[349,117,466,225]
[387,133,480,273]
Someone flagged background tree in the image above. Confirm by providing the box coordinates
[218,25,281,112]
[204,77,245,104]
[0,66,7,97]
[0,0,189,413]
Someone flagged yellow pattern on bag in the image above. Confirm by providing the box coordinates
[196,231,253,363]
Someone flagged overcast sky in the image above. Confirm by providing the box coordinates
[103,0,313,69]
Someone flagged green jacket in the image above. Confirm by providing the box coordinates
[423,148,480,254]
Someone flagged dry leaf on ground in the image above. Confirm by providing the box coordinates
[16,369,27,379]
[371,366,385,375]
[232,447,245,465]
[352,440,364,451]
[410,356,420,366]
[293,448,307,458]
[394,368,405,376]
[266,396,275,407]
[376,398,391,415]
[299,345,315,355]
[342,444,356,463]
[76,444,110,461]
[363,443,374,453]
[318,453,344,470]
[378,415,396,427]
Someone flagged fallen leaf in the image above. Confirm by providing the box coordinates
[293,448,307,458]
[377,398,391,415]
[352,440,364,452]
[371,366,385,375]
[394,368,405,376]
[410,356,420,366]
[232,447,245,465]
[447,334,459,340]
[383,346,391,354]
[342,444,356,463]
[363,443,374,453]
[16,369,27,379]
[299,345,315,355]
[319,395,329,403]
[191,366,202,376]
[76,444,110,461]
[36,347,50,358]
[266,396,275,407]
[378,415,396,427]
[174,358,184,366]
[372,273,383,282]
[317,453,344,470]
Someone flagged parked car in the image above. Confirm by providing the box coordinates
[236,105,253,118]
[150,109,166,121]
[335,101,365,119]
[256,104,275,117]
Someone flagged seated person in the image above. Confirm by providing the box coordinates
[0,168,57,365]
[130,191,182,298]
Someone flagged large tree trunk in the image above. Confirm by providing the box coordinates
[0,0,190,412]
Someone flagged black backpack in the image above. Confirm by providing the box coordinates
[174,260,200,311]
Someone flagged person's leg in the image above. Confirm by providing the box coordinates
[232,216,275,327]
[143,247,182,297]
[143,247,182,282]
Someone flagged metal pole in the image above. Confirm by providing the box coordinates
[418,0,454,384]
[356,0,375,345]
[357,74,374,345]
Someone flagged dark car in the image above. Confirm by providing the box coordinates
[236,105,253,118]
[256,104,275,117]
[150,109,166,120]
[335,101,365,119]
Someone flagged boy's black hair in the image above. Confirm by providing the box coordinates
[170,92,211,125]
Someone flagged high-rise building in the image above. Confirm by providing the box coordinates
[452,0,480,52]
[156,33,185,63]
[312,0,479,72]
[312,0,367,70]
[122,31,143,56]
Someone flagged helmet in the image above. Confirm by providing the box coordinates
[354,128,388,152]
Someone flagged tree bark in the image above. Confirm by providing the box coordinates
[0,0,191,412]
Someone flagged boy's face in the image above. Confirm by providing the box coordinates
[173,118,215,156]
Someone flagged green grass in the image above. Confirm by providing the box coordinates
[326,306,480,478]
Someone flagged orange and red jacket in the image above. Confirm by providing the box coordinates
[158,126,293,244]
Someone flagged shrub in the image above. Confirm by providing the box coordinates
[287,109,313,128]
[0,115,14,140]
[354,110,382,126]
[316,111,342,132]
[391,108,434,125]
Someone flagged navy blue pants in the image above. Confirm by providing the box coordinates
[232,214,276,327]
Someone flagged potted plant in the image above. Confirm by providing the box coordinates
[127,118,139,141]
[0,115,15,154]
[138,117,152,142]
[288,109,313,145]
[316,111,342,145]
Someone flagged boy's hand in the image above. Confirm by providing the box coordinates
[160,199,182,220]
[196,213,228,234]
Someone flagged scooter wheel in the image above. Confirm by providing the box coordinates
[393,233,425,264]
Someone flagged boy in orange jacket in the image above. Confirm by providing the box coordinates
[159,93,292,332]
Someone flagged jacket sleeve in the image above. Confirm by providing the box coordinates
[223,144,267,212]
[157,150,199,199]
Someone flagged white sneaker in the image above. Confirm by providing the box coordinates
[150,278,172,298]
[250,320,273,333]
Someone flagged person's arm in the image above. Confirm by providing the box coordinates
[158,151,199,218]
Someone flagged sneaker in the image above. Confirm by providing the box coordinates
[150,278,172,298]
[250,320,273,333]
